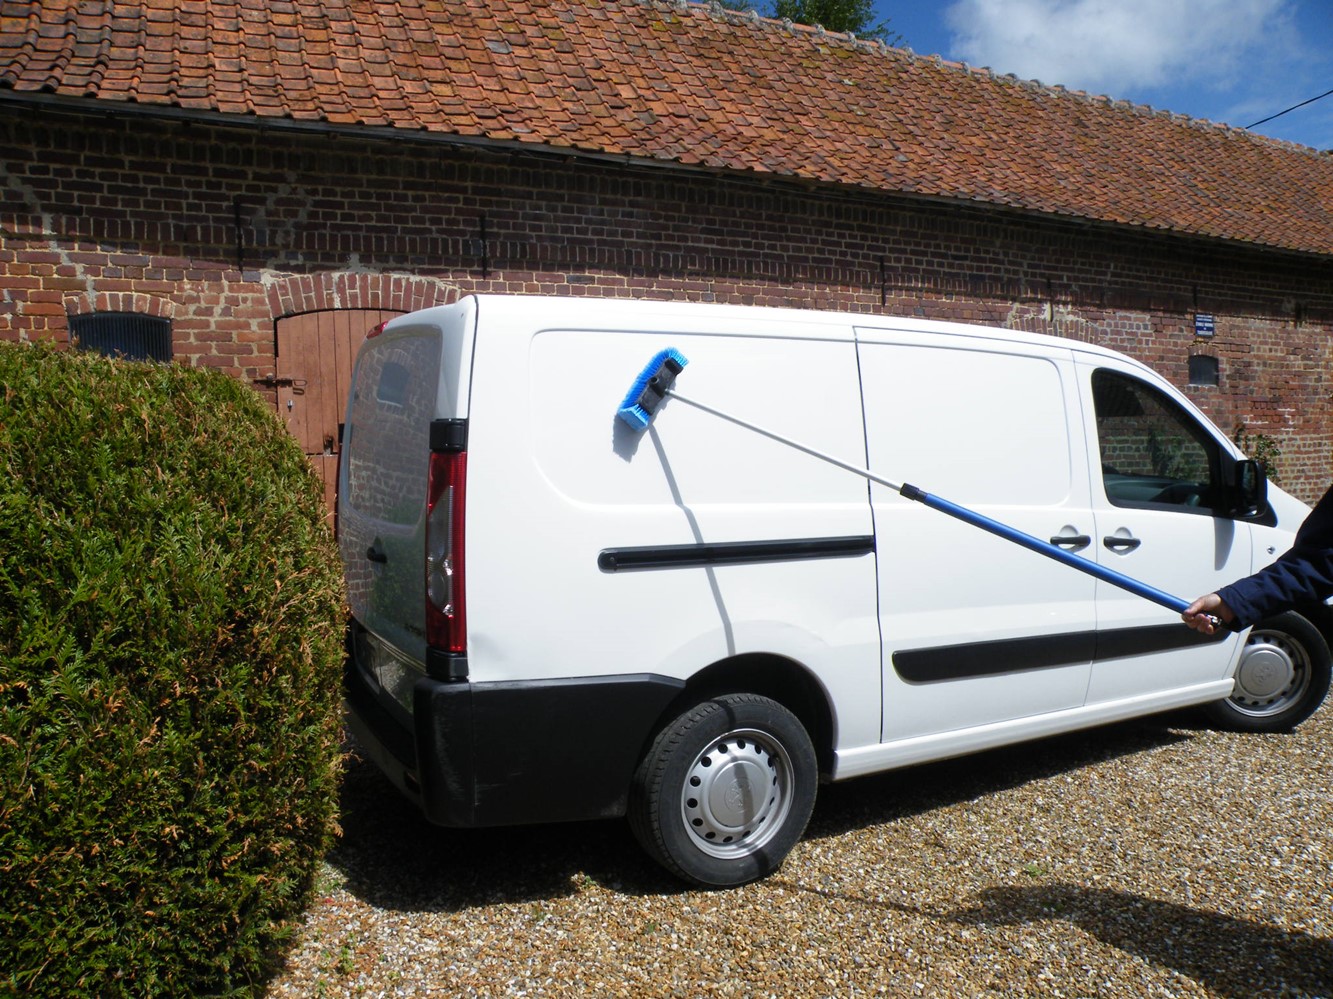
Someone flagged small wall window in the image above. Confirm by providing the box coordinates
[1188,354,1219,387]
[70,312,172,362]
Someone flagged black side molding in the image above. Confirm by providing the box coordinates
[598,535,875,572]
[894,631,1097,684]
[893,622,1228,684]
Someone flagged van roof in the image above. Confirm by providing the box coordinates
[391,293,1154,370]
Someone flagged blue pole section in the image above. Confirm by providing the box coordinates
[898,484,1191,615]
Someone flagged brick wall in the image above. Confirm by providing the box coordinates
[3,110,1331,501]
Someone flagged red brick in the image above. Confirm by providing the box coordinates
[2,105,1331,502]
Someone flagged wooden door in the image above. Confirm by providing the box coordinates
[274,309,401,520]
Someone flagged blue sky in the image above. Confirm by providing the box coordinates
[876,0,1333,151]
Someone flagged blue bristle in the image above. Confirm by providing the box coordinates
[616,348,687,431]
[618,405,651,432]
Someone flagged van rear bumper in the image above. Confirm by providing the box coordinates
[345,654,685,827]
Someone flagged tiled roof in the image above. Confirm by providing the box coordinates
[3,0,1332,256]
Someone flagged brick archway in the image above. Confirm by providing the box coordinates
[63,291,177,321]
[265,272,458,320]
[261,274,457,520]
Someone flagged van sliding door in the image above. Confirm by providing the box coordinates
[856,331,1097,749]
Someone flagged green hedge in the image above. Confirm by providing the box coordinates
[0,344,347,997]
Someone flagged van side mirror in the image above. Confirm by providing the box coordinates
[1231,459,1267,518]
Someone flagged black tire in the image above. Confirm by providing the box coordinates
[628,693,817,887]
[1203,611,1331,732]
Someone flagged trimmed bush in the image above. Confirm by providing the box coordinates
[0,344,347,997]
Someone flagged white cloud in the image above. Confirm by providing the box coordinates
[943,0,1295,98]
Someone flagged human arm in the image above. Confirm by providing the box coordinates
[1185,484,1333,632]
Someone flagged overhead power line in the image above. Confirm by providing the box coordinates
[1245,86,1333,129]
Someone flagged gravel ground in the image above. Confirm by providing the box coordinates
[266,704,1333,998]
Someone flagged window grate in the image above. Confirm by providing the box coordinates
[70,312,173,362]
[1188,354,1219,387]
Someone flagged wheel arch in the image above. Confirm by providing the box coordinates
[644,653,837,779]
[1297,600,1333,649]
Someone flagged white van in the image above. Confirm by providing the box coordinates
[338,295,1329,886]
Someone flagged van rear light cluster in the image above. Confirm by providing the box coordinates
[425,424,467,665]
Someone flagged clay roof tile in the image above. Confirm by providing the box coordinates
[1,0,1329,254]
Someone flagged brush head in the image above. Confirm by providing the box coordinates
[616,348,688,431]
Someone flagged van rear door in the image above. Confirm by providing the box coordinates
[338,301,475,673]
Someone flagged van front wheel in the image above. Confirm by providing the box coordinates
[629,693,817,887]
[1204,611,1331,732]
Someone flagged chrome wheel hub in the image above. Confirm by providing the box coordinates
[680,728,792,859]
[1232,628,1309,716]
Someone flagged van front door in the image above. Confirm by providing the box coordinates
[857,331,1098,754]
[1078,360,1250,703]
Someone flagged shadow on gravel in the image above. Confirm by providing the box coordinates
[946,884,1333,999]
[781,878,1333,998]
[804,713,1197,843]
[328,741,681,912]
[329,714,1200,911]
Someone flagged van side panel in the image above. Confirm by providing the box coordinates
[462,304,883,757]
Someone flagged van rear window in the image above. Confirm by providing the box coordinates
[344,334,441,525]
[376,362,410,407]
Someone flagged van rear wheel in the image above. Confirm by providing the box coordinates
[629,693,816,887]
[1203,611,1331,732]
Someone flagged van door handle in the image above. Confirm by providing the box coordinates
[366,540,388,563]
[1103,535,1142,552]
[1050,534,1091,550]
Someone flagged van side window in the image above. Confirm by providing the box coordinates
[1092,369,1221,512]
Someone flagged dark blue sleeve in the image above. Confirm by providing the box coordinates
[1218,484,1333,628]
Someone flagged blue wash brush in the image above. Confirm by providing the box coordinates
[616,348,688,431]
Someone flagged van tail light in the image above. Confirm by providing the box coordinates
[425,449,467,656]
